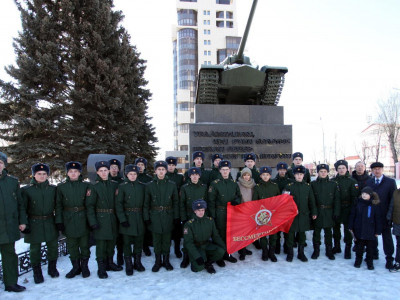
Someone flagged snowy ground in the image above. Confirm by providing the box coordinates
[1,232,399,300]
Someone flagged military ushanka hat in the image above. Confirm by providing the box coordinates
[32,163,50,175]
[134,157,148,167]
[188,167,201,176]
[212,153,223,162]
[317,164,329,172]
[244,152,256,162]
[0,152,7,166]
[192,199,207,211]
[124,164,139,175]
[95,160,110,171]
[293,165,306,174]
[65,161,82,172]
[292,152,303,160]
[218,160,231,169]
[334,160,348,171]
[192,151,205,161]
[165,156,177,165]
[259,166,272,175]
[154,160,168,170]
[109,158,121,169]
[276,162,288,170]
[370,162,384,169]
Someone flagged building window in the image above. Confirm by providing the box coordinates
[203,10,207,15]
[216,0,231,4]
[204,61,207,64]
[216,21,224,28]
[207,20,210,25]
[180,145,189,151]
[208,30,211,34]
[208,40,211,45]
[207,10,210,15]
[180,0,197,2]
[204,40,207,45]
[179,124,189,133]
[204,50,207,55]
[226,11,233,19]
[204,29,208,34]
[208,51,211,56]
[178,9,197,26]
[226,21,233,28]
[208,61,211,65]
[179,102,190,111]
[216,11,224,18]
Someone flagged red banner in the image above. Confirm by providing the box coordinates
[226,194,298,254]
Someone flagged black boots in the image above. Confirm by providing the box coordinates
[133,253,145,272]
[216,259,226,267]
[5,284,26,292]
[97,260,108,279]
[325,245,335,260]
[32,265,44,284]
[48,260,59,278]
[261,247,269,261]
[223,252,237,263]
[332,239,341,254]
[174,240,182,258]
[152,254,162,272]
[124,256,134,276]
[344,244,352,259]
[117,251,124,266]
[81,257,90,278]
[268,246,278,262]
[143,245,151,256]
[65,259,81,279]
[162,254,174,271]
[204,261,216,274]
[238,248,246,261]
[106,256,123,271]
[286,247,294,262]
[311,244,320,260]
[297,245,308,262]
[180,252,190,268]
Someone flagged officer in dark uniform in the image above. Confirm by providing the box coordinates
[287,152,311,183]
[86,161,122,279]
[0,152,26,292]
[144,161,180,272]
[21,163,59,284]
[236,153,260,184]
[209,153,223,182]
[184,151,211,187]
[115,164,146,275]
[55,161,91,278]
[183,199,225,274]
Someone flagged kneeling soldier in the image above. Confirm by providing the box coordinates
[21,163,59,284]
[116,164,146,275]
[86,161,122,279]
[56,162,91,278]
[183,199,225,273]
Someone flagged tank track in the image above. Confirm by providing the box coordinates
[197,69,219,104]
[259,70,286,106]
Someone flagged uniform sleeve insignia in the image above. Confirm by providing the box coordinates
[354,184,359,189]
[183,227,188,235]
[115,189,119,196]
[208,186,213,192]
[86,189,91,196]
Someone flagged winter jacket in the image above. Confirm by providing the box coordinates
[351,170,371,193]
[387,189,400,236]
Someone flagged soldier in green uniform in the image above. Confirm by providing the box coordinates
[236,153,260,184]
[283,166,317,262]
[287,152,311,183]
[183,199,225,274]
[208,160,241,265]
[55,161,90,279]
[331,159,358,259]
[179,167,208,268]
[166,156,185,258]
[86,160,122,279]
[115,165,146,276]
[209,153,223,182]
[271,162,293,254]
[310,164,340,260]
[184,151,211,187]
[252,166,280,262]
[21,163,59,284]
[144,161,180,272]
[0,152,26,292]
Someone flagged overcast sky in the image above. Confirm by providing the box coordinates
[1,0,399,164]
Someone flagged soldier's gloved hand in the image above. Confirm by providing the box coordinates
[195,257,205,266]
[56,223,65,232]
[145,220,151,227]
[91,224,100,230]
[230,199,239,206]
[121,221,130,228]
[174,219,181,226]
[21,226,31,234]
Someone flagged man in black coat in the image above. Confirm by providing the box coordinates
[352,161,371,194]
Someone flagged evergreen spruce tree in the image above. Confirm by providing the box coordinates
[0,0,157,181]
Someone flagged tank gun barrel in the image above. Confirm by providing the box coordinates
[237,0,258,61]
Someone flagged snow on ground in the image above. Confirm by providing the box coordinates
[1,232,399,300]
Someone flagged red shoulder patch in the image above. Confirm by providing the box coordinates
[86,189,91,196]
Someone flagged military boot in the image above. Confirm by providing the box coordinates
[253,240,261,249]
[286,247,294,262]
[162,254,174,271]
[354,255,362,268]
[106,256,123,271]
[97,260,108,279]
[152,254,162,272]
[332,239,341,254]
[143,245,151,257]
[238,249,246,261]
[367,259,374,270]
[297,245,308,262]
[216,259,226,267]
[4,284,26,293]
[344,243,352,259]
[268,246,278,262]
[133,253,145,272]
[117,251,124,266]
[283,243,288,254]
[261,245,269,261]
[32,265,44,284]
[65,259,81,279]
[81,257,90,278]
[124,256,134,276]
[48,260,60,278]
[244,248,252,255]
[325,245,335,260]
[174,239,182,258]
[223,252,237,263]
[275,238,281,255]
[311,244,320,260]
[205,261,216,274]
[180,252,190,268]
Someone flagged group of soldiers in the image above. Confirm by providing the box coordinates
[0,149,399,293]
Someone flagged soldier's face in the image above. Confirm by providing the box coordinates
[194,208,205,218]
[372,167,383,178]
[318,169,329,178]
[278,169,287,177]
[337,165,347,176]
[294,173,304,182]
[0,160,5,172]
[194,157,203,167]
[155,167,166,179]
[110,164,119,177]
[245,160,255,169]
[127,171,138,182]
[219,167,230,179]
[293,157,303,166]
[190,173,200,184]
[97,167,109,180]
[34,171,48,183]
[67,169,81,181]
[260,173,271,182]
[167,164,176,173]
[355,162,365,175]
[137,162,145,173]
[213,158,221,167]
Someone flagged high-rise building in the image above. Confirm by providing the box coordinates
[170,0,241,170]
